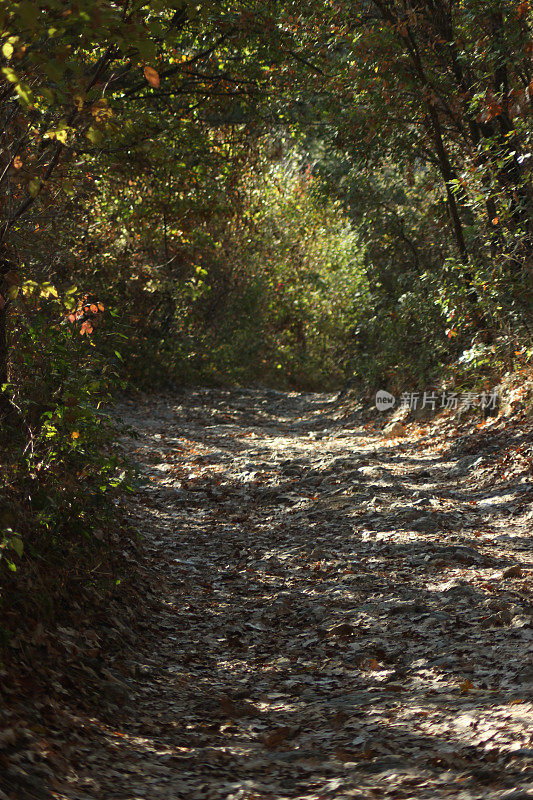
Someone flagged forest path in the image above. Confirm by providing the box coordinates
[57,388,531,800]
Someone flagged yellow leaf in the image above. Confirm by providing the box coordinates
[2,42,13,59]
[71,431,80,439]
[40,284,58,298]
[2,66,18,83]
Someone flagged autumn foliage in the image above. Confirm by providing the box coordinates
[0,0,531,622]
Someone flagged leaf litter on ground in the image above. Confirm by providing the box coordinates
[0,387,531,800]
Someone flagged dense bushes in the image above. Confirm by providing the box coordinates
[0,284,131,630]
[57,134,368,390]
[167,156,369,389]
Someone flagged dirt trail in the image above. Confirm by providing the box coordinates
[55,388,531,800]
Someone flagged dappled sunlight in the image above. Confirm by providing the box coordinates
[46,388,531,799]
[1,2,531,798]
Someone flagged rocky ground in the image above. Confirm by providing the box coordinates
[2,388,532,800]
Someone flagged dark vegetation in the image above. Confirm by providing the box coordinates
[0,1,531,635]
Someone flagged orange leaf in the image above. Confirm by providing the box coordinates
[144,66,160,88]
[80,321,93,335]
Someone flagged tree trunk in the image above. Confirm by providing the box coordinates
[0,305,7,387]
[426,107,468,259]
[0,303,10,420]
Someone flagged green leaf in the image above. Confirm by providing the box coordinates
[9,536,23,558]
[86,126,104,145]
[28,178,41,197]
[15,82,34,107]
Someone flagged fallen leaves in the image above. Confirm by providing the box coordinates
[329,622,356,637]
[0,728,17,748]
[5,388,531,800]
[262,726,297,749]
[383,421,407,439]
[218,695,261,719]
[502,564,523,578]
